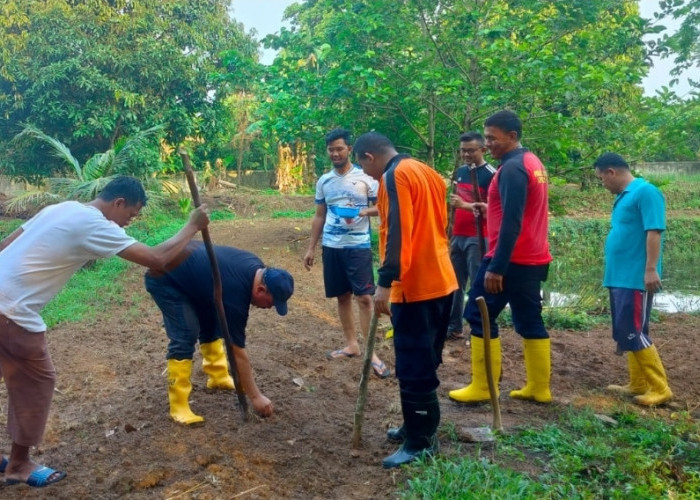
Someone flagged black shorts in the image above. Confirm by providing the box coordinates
[321,246,375,298]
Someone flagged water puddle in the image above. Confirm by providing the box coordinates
[652,292,700,313]
[546,291,700,313]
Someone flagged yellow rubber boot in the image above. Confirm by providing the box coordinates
[510,338,552,403]
[606,351,648,396]
[167,359,204,425]
[448,336,501,403]
[632,346,672,406]
[200,339,235,390]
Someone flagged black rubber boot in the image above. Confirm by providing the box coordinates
[386,425,406,443]
[382,390,440,469]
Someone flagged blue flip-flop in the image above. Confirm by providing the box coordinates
[5,465,67,488]
[326,349,358,360]
[0,456,7,473]
[372,361,392,379]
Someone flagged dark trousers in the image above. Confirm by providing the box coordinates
[464,258,549,340]
[391,294,453,393]
[448,236,484,333]
[145,274,220,359]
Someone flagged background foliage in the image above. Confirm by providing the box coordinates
[0,0,698,188]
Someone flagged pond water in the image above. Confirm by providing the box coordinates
[547,291,700,314]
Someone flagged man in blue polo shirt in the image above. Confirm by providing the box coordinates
[145,242,294,423]
[594,152,672,406]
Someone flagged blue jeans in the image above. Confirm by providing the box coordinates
[145,274,219,360]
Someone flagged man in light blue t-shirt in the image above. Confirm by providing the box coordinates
[303,128,390,379]
[595,152,672,407]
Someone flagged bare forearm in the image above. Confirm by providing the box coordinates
[151,223,202,267]
[0,227,23,253]
[645,230,662,271]
[360,206,379,217]
[118,222,200,270]
[118,207,208,269]
[233,346,260,398]
[307,215,324,251]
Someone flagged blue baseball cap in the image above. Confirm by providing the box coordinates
[262,268,294,316]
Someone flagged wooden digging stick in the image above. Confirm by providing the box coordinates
[476,296,502,431]
[352,313,380,448]
[179,148,249,421]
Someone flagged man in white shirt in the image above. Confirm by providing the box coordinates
[0,176,208,488]
[303,128,390,379]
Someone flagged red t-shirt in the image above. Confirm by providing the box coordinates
[452,163,496,237]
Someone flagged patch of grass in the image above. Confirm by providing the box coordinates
[43,210,188,327]
[402,407,700,499]
[542,307,601,330]
[271,209,315,218]
[259,188,281,196]
[400,454,547,499]
[0,218,23,236]
[210,209,235,221]
[42,258,129,327]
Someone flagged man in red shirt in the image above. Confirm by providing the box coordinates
[447,132,496,341]
[449,110,553,405]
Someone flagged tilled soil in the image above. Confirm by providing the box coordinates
[1,199,699,499]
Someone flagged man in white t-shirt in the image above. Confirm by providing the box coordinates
[0,176,208,488]
[303,128,390,379]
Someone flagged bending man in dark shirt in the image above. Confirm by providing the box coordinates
[145,242,294,423]
[449,110,553,405]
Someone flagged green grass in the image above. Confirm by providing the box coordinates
[0,218,23,236]
[210,209,236,221]
[42,258,130,327]
[401,407,700,499]
[38,211,192,327]
[271,209,315,218]
[401,455,547,499]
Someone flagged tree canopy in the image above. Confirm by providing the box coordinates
[260,0,653,177]
[0,0,257,179]
[1,0,698,188]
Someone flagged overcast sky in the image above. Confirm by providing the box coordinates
[230,0,693,98]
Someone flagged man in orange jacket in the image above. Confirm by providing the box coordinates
[354,132,457,468]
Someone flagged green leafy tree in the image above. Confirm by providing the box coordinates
[0,0,258,179]
[260,0,651,183]
[637,91,700,161]
[652,0,700,91]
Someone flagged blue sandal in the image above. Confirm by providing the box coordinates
[5,465,67,488]
[372,361,392,379]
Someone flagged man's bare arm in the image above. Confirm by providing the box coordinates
[118,206,209,270]
[0,227,23,253]
[644,230,663,292]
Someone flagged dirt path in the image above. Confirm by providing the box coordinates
[2,214,699,499]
